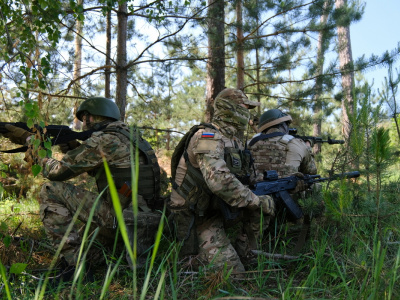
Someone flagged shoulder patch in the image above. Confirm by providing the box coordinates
[201,132,215,138]
[193,129,221,154]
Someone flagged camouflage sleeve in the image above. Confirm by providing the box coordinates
[286,138,317,175]
[191,130,260,209]
[299,143,317,175]
[43,131,130,181]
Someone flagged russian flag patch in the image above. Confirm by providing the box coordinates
[201,132,215,138]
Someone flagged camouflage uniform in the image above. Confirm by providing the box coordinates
[248,110,318,230]
[249,127,317,182]
[169,88,274,273]
[39,121,161,267]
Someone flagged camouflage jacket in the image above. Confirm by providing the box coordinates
[169,125,260,211]
[41,121,147,189]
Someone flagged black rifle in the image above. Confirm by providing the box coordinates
[288,128,345,145]
[252,170,360,221]
[0,122,96,153]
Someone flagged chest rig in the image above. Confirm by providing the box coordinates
[95,126,161,209]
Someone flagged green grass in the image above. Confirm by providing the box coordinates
[1,153,400,298]
[0,203,400,299]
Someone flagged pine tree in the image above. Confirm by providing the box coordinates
[205,0,225,122]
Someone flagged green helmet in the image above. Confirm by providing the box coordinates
[76,97,121,121]
[257,109,292,133]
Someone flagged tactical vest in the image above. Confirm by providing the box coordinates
[249,133,297,178]
[95,126,161,209]
[171,123,252,216]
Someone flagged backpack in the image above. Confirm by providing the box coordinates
[170,123,217,188]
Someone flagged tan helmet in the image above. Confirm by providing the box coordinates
[257,109,292,133]
[214,88,260,109]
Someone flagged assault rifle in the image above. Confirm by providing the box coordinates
[0,122,96,153]
[252,170,360,221]
[288,128,345,145]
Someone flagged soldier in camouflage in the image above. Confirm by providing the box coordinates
[248,108,317,181]
[5,97,161,278]
[248,109,319,250]
[169,88,275,273]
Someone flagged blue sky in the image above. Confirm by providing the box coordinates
[351,0,400,89]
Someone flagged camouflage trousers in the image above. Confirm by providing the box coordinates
[39,181,160,267]
[196,208,268,273]
[196,214,245,273]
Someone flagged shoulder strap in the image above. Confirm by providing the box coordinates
[105,127,156,165]
[248,132,285,147]
[171,123,218,183]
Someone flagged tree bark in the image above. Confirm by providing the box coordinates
[336,0,354,142]
[73,0,83,130]
[236,0,244,90]
[312,0,330,156]
[105,7,112,99]
[116,1,128,121]
[205,0,225,123]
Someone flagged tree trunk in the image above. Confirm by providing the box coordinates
[73,0,83,130]
[312,0,330,156]
[205,0,225,123]
[105,8,112,99]
[116,1,128,121]
[335,0,354,142]
[236,0,244,90]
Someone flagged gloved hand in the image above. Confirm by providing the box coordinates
[291,172,308,193]
[3,124,31,145]
[258,195,275,216]
[58,140,81,153]
[305,139,314,148]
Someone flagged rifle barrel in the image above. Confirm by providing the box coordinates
[313,171,360,182]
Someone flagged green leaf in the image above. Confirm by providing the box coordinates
[3,235,11,247]
[38,149,47,158]
[25,102,33,111]
[0,222,8,232]
[33,139,41,149]
[32,164,42,177]
[44,141,52,149]
[10,263,27,275]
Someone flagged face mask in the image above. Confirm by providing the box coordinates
[82,112,92,131]
[213,100,250,134]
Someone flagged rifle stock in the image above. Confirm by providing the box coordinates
[0,122,96,152]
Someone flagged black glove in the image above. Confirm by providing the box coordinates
[3,124,31,144]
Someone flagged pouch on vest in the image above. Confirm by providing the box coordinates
[170,209,198,256]
[123,203,162,270]
[226,151,242,174]
[187,184,210,217]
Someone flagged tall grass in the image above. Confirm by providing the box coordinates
[2,123,400,298]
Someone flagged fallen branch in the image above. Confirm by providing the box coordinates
[251,250,300,260]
